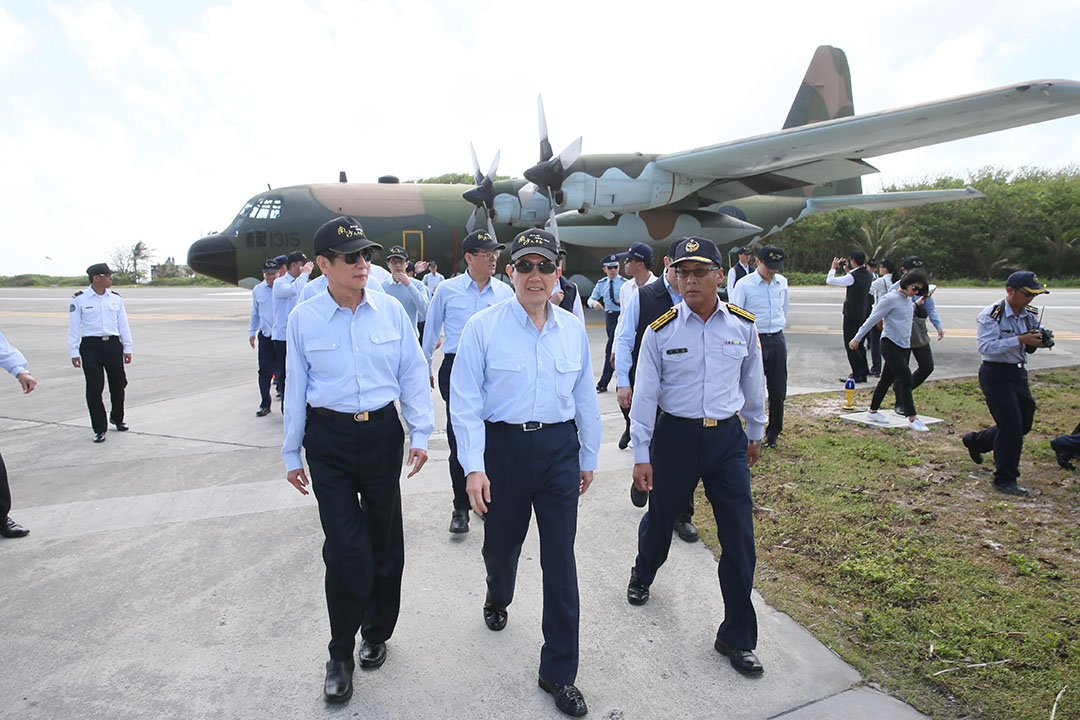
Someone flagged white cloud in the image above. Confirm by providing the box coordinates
[0,5,33,67]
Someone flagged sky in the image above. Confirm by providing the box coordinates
[2,0,1079,276]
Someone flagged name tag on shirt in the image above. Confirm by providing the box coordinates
[666,347,688,355]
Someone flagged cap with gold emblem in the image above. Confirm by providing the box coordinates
[312,216,380,256]
[386,245,408,260]
[671,237,722,267]
[462,229,505,254]
[1006,270,1049,295]
[510,228,559,261]
[757,245,785,271]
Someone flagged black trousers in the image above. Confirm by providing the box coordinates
[625,388,694,524]
[417,321,426,345]
[909,343,935,391]
[0,451,11,519]
[256,333,276,408]
[635,414,757,649]
[483,421,581,685]
[868,326,883,374]
[760,332,787,442]
[871,338,915,417]
[842,316,870,381]
[970,362,1036,485]
[597,312,618,389]
[303,408,405,661]
[79,336,126,434]
[272,339,287,396]
[437,354,469,510]
[1052,423,1080,455]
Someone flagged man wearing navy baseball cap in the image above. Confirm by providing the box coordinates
[587,254,626,392]
[963,270,1051,497]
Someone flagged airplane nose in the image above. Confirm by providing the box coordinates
[187,233,238,285]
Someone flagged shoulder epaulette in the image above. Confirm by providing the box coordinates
[111,290,121,296]
[649,307,678,332]
[727,303,755,322]
[72,290,83,297]
[990,301,1005,321]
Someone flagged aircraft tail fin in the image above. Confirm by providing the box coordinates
[784,46,861,196]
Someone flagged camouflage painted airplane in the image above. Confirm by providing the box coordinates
[187,46,1080,292]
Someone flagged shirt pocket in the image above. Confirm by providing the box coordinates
[305,338,341,378]
[369,329,402,373]
[555,357,581,399]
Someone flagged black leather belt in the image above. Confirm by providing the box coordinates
[759,331,783,337]
[486,420,573,432]
[309,403,394,423]
[82,335,118,341]
[983,361,1025,369]
[660,411,736,428]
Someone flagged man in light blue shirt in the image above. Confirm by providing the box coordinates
[272,250,312,402]
[381,245,430,336]
[249,258,283,416]
[730,245,789,448]
[281,216,434,704]
[587,254,626,392]
[627,237,767,679]
[0,329,36,538]
[450,228,600,718]
[421,229,514,534]
[422,261,444,292]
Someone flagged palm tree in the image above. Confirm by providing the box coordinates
[975,236,1023,281]
[131,241,156,284]
[1041,224,1080,278]
[855,215,907,261]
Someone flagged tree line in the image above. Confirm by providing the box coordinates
[772,166,1080,281]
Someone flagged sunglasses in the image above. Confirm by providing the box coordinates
[674,266,718,278]
[332,247,374,265]
[513,259,557,275]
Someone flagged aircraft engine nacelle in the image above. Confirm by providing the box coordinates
[561,162,709,215]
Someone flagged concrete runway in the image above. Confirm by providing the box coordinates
[1,285,1076,719]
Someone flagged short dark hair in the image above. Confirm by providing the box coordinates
[849,250,866,265]
[899,268,928,293]
[880,257,897,276]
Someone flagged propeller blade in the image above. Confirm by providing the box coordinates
[486,149,500,181]
[469,142,483,186]
[466,211,477,233]
[558,136,583,169]
[547,199,560,241]
[518,182,538,207]
[537,95,552,162]
[486,216,498,243]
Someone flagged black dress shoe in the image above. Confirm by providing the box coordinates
[993,481,1030,497]
[595,384,607,393]
[324,659,354,703]
[627,568,650,606]
[714,638,764,677]
[1,516,29,538]
[674,520,699,543]
[358,639,387,669]
[275,390,284,400]
[113,422,129,432]
[93,432,106,443]
[538,675,588,717]
[449,509,469,534]
[618,429,630,450]
[484,592,507,631]
[962,432,983,465]
[1050,439,1076,470]
[255,406,271,417]
[630,482,648,508]
[763,437,778,449]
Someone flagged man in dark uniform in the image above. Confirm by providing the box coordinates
[587,254,626,392]
[1050,422,1080,470]
[0,328,36,538]
[962,271,1051,497]
[282,216,434,704]
[451,229,601,717]
[626,237,767,678]
[827,251,873,383]
[68,263,133,443]
[725,246,752,296]
[249,257,283,416]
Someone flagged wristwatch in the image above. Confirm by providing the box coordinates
[747,439,762,447]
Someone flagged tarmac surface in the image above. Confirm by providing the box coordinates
[1,285,1077,719]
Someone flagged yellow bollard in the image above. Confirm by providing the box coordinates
[842,378,856,410]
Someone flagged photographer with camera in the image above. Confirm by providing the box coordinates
[962,271,1054,497]
[827,251,874,383]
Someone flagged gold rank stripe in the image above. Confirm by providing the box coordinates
[649,307,678,332]
[727,303,756,322]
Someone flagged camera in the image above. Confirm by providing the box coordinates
[838,259,848,269]
[1024,327,1055,353]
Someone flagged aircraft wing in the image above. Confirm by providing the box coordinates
[656,80,1080,185]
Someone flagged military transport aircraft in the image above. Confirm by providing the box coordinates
[187,46,1080,290]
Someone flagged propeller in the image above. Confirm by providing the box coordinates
[517,95,582,238]
[463,143,500,239]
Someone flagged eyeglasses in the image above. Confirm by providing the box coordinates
[513,259,557,275]
[674,266,718,278]
[332,247,374,265]
[469,250,501,260]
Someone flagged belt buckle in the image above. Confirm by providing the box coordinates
[353,411,369,422]
[703,418,718,428]
[523,421,542,432]
[101,336,109,341]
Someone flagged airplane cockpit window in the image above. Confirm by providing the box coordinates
[248,197,283,220]
[236,202,254,220]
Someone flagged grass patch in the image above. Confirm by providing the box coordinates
[693,367,1079,720]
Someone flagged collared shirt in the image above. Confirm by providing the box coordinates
[825,268,855,286]
[381,277,431,334]
[853,289,914,348]
[449,298,602,475]
[976,299,1039,364]
[729,270,789,334]
[423,271,445,291]
[614,273,677,387]
[888,279,943,331]
[589,274,627,313]
[421,270,514,370]
[726,262,750,295]
[281,289,434,471]
[301,274,385,305]
[630,300,767,462]
[870,273,893,304]
[248,281,274,337]
[67,287,133,357]
[0,329,28,377]
[271,271,310,340]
